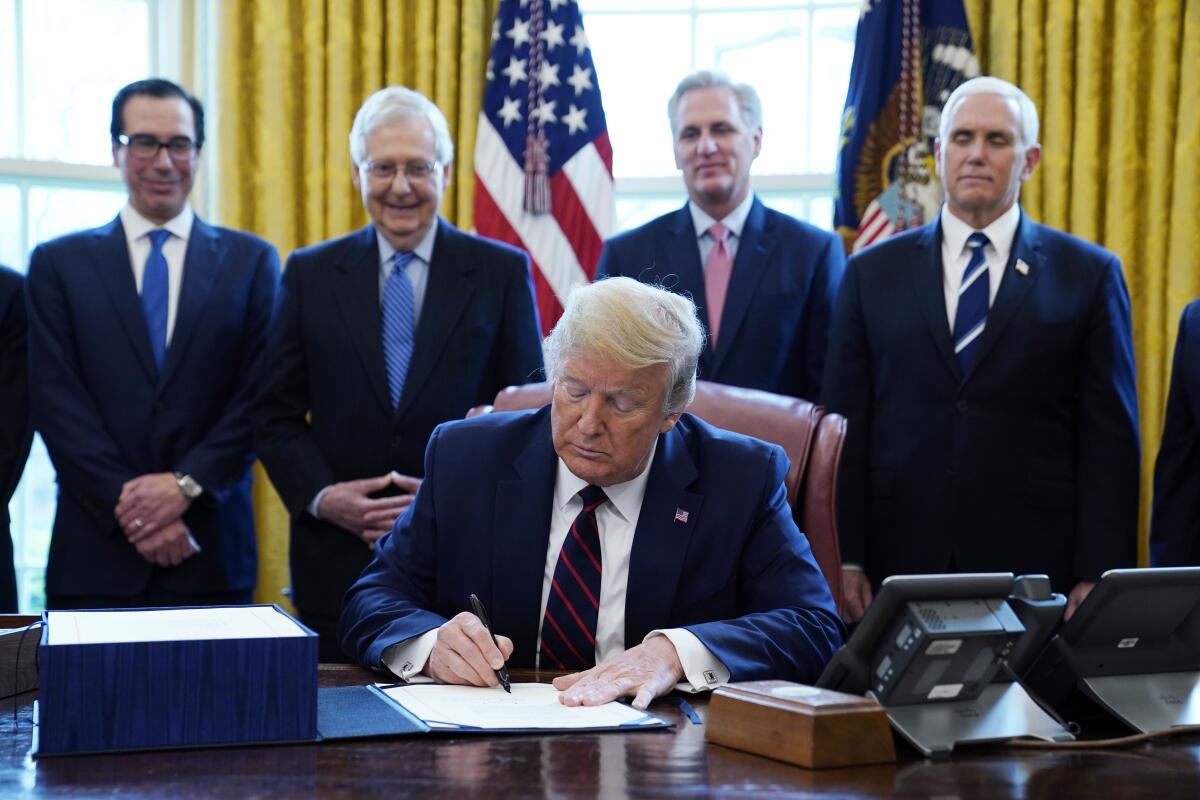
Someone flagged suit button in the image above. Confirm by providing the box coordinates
[956,400,969,413]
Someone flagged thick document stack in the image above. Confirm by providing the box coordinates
[35,605,317,756]
[706,680,896,769]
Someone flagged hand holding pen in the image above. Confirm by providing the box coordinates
[470,593,512,692]
[425,606,515,688]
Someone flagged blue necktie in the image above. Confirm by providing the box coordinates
[540,485,607,671]
[953,232,991,373]
[382,251,416,409]
[141,229,171,371]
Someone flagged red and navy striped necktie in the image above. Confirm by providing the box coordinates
[540,485,608,670]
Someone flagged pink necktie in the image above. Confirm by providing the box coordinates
[704,223,733,348]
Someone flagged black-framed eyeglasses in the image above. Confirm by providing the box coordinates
[117,134,198,161]
[362,159,440,183]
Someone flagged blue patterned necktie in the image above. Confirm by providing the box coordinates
[382,250,416,409]
[540,485,608,670]
[952,232,991,373]
[141,228,171,371]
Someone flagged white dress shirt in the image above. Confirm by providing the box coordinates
[939,202,1021,330]
[384,443,730,693]
[688,191,756,270]
[119,203,194,345]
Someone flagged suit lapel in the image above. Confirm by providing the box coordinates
[492,411,558,663]
[89,216,158,383]
[395,220,474,419]
[963,214,1041,380]
[624,422,702,645]
[333,226,392,414]
[158,217,221,391]
[662,206,710,375]
[711,198,773,374]
[910,220,961,381]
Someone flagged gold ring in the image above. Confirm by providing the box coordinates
[134,518,144,528]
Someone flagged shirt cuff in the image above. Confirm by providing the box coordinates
[646,628,729,693]
[307,485,332,519]
[381,629,440,680]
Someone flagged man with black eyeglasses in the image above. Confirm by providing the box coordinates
[254,85,543,661]
[26,78,279,610]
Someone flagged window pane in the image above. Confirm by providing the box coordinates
[581,0,691,11]
[0,184,20,269]
[583,12,690,179]
[614,194,686,234]
[0,0,16,158]
[11,436,54,608]
[28,185,126,246]
[695,10,810,175]
[809,7,858,174]
[23,0,150,164]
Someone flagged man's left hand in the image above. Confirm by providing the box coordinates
[116,473,190,541]
[552,636,684,710]
[1064,580,1096,621]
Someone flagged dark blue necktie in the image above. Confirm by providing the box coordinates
[952,232,991,373]
[141,229,171,371]
[540,485,608,670]
[382,251,416,410]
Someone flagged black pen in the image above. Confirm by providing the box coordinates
[469,593,511,693]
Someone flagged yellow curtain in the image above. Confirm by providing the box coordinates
[214,0,499,608]
[964,0,1200,566]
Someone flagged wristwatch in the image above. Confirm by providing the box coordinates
[174,472,203,501]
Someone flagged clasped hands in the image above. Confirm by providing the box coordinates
[425,611,684,709]
[318,471,422,548]
[115,472,196,567]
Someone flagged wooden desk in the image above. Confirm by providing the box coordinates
[2,665,1200,798]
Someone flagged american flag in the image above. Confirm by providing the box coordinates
[474,0,614,334]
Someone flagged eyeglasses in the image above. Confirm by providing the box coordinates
[117,134,198,162]
[361,159,440,183]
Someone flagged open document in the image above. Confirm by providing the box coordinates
[378,682,669,731]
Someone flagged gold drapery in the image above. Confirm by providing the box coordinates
[215,0,499,607]
[964,0,1200,566]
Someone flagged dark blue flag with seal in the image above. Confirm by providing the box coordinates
[834,0,978,253]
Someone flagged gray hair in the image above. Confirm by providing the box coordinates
[544,277,704,415]
[939,76,1039,148]
[348,86,455,166]
[667,70,763,136]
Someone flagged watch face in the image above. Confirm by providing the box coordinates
[177,474,202,499]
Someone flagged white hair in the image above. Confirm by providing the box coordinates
[939,76,1039,147]
[348,86,454,165]
[667,70,763,136]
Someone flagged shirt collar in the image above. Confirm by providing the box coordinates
[688,191,756,240]
[940,201,1021,262]
[554,438,659,524]
[120,203,195,242]
[375,217,439,267]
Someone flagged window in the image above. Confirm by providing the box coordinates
[1,0,197,612]
[579,0,858,231]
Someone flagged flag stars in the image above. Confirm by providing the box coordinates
[569,24,589,56]
[497,96,523,127]
[502,55,528,86]
[561,103,588,134]
[539,20,565,51]
[486,58,495,81]
[507,17,532,48]
[537,60,561,90]
[549,0,571,10]
[566,64,593,96]
[532,98,558,125]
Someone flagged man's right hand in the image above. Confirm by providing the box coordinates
[841,567,874,624]
[424,611,514,687]
[317,472,422,545]
[133,519,200,567]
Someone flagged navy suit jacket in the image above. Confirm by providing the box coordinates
[595,198,845,400]
[339,409,843,681]
[254,221,544,618]
[822,212,1140,592]
[1151,299,1200,565]
[0,265,32,611]
[26,215,279,597]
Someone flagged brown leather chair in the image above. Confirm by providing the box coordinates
[470,380,845,608]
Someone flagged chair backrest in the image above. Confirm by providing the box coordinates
[474,379,845,608]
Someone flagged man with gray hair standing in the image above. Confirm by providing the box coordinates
[597,70,844,401]
[822,76,1139,624]
[340,276,842,706]
[255,86,544,660]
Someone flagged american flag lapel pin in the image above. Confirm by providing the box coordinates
[674,508,689,523]
[1015,259,1030,276]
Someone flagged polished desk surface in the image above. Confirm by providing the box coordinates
[3,665,1200,799]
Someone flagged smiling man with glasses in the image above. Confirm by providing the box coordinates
[25,78,280,611]
[254,85,544,661]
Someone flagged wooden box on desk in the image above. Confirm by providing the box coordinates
[34,605,318,756]
[706,680,896,769]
